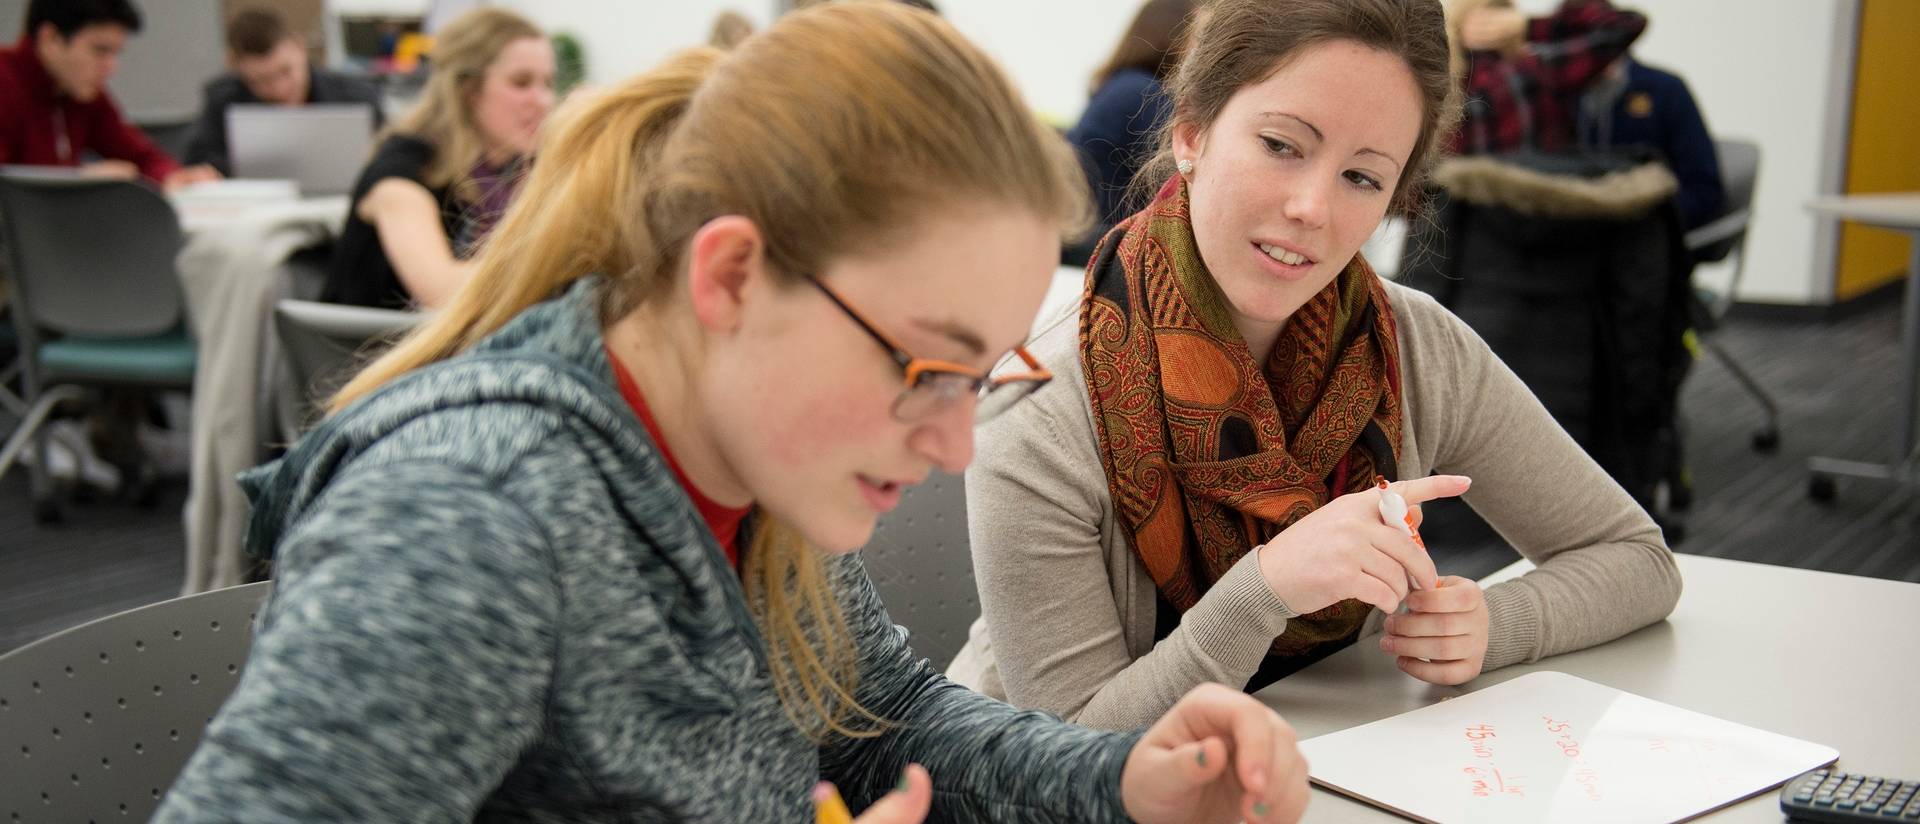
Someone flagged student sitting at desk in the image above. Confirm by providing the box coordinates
[947,0,1682,732]
[321,8,553,311]
[1578,52,1725,231]
[154,5,1310,822]
[0,0,219,189]
[182,7,384,177]
[1066,0,1192,256]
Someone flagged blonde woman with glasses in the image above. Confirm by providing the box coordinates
[155,3,1310,822]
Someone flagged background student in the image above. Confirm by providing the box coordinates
[182,6,384,176]
[1064,0,1194,263]
[154,4,1310,822]
[1446,0,1647,155]
[0,0,219,189]
[320,8,554,310]
[950,0,1682,732]
[1578,48,1725,230]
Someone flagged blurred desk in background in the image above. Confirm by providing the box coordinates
[1804,193,1920,502]
[171,185,350,594]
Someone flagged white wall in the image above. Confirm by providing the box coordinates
[940,0,1133,123]
[1513,0,1855,305]
[496,1,776,92]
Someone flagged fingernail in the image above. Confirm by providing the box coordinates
[896,768,911,793]
[1253,801,1272,819]
[1196,748,1207,767]
[1379,637,1392,651]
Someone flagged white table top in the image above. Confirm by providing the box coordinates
[1258,553,1920,822]
[1805,193,1920,232]
[170,187,349,236]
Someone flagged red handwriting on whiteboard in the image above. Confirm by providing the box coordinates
[1464,724,1496,759]
[1574,767,1602,802]
[1541,716,1583,759]
[1463,766,1527,799]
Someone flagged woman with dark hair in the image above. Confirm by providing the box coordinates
[953,0,1680,731]
[1066,0,1196,254]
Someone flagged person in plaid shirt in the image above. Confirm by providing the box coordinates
[1447,0,1648,155]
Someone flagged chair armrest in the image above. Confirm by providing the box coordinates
[1685,208,1751,251]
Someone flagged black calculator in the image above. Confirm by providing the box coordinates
[1781,769,1920,822]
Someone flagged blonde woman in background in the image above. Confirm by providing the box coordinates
[709,9,756,48]
[155,4,1310,822]
[321,8,556,310]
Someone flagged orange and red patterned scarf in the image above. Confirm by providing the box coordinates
[1081,180,1405,658]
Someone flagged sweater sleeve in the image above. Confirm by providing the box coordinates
[182,78,233,174]
[153,461,561,823]
[965,374,1296,732]
[1655,72,1725,230]
[818,554,1143,823]
[1397,288,1681,671]
[85,92,180,182]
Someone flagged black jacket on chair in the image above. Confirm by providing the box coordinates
[1399,150,1694,508]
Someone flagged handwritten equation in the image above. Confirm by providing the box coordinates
[1457,718,1605,802]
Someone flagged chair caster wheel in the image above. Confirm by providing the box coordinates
[1808,474,1837,503]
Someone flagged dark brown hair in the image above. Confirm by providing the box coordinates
[1090,0,1197,94]
[225,7,293,57]
[1142,0,1461,218]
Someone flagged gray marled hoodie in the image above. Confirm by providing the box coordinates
[154,278,1143,823]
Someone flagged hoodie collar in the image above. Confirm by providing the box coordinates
[8,35,62,103]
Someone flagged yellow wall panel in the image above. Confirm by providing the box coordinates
[1836,0,1920,301]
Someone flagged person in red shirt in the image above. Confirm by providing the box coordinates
[0,0,219,189]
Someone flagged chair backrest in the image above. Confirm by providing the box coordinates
[273,299,420,422]
[1689,139,1761,264]
[0,173,185,339]
[0,581,272,823]
[1717,138,1760,216]
[860,472,978,672]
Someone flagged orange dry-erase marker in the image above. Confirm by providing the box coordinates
[1376,476,1426,591]
[814,782,854,824]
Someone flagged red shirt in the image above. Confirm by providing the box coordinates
[0,36,180,182]
[605,345,751,570]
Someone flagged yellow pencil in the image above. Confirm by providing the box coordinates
[813,781,854,824]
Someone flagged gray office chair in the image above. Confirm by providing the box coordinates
[861,472,978,672]
[0,581,272,823]
[273,299,420,429]
[1,315,26,417]
[1684,138,1779,453]
[0,173,195,523]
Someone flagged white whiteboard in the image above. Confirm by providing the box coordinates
[1299,671,1838,824]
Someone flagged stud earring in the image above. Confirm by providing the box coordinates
[1177,158,1194,176]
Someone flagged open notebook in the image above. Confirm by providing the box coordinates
[1298,671,1837,823]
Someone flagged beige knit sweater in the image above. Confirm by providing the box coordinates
[947,279,1681,732]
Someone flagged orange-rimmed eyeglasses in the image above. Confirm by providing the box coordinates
[806,276,1051,424]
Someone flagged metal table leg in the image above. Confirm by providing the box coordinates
[1809,230,1920,498]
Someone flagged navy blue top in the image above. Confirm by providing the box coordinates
[1581,59,1724,230]
[1068,68,1172,229]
